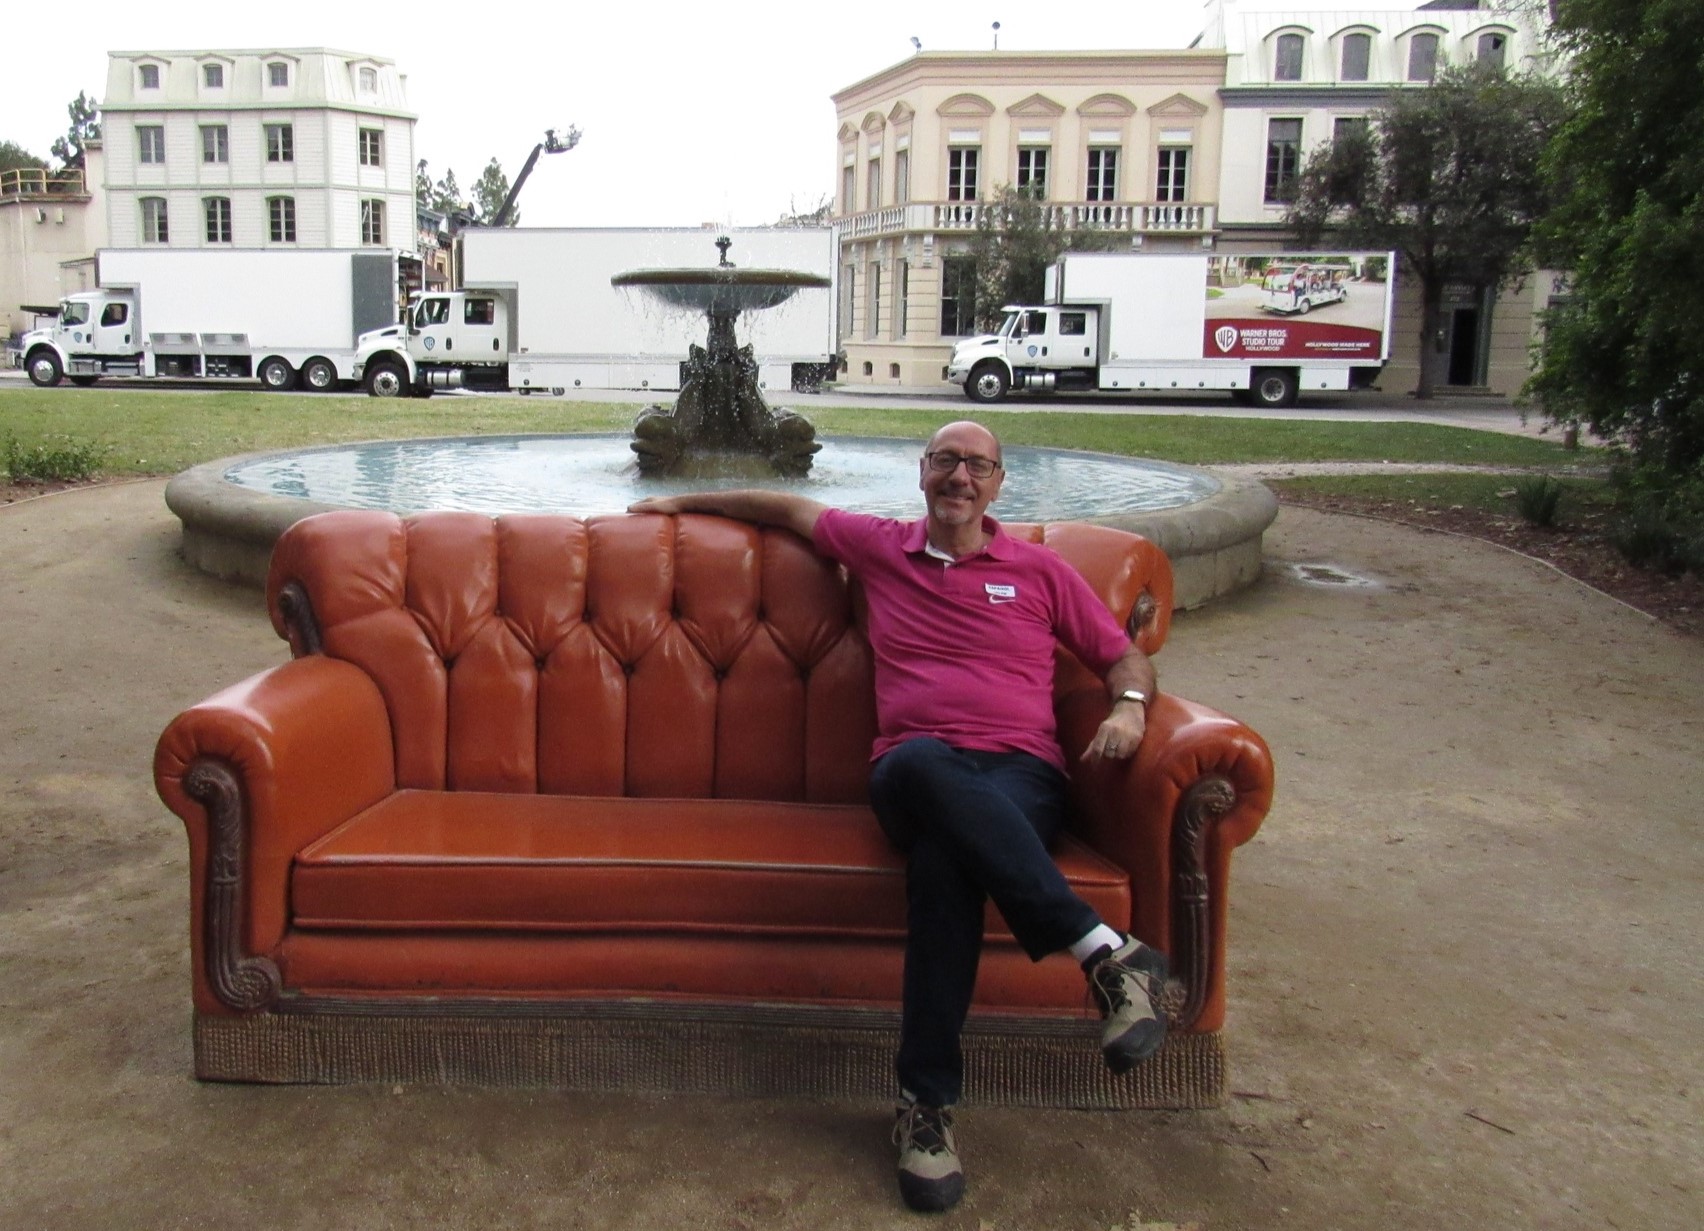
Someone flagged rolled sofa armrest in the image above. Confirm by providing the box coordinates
[1061,689,1275,1033]
[155,656,395,1015]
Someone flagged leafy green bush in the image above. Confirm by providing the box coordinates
[2,434,107,482]
[1609,461,1704,575]
[1512,474,1564,526]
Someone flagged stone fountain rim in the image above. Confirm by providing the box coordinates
[164,433,1278,604]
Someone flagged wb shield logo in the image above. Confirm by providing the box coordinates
[1214,326,1240,353]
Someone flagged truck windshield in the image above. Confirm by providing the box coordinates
[60,301,90,327]
[1002,310,1046,337]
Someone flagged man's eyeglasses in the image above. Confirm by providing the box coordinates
[924,451,1001,479]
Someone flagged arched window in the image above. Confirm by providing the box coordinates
[1275,33,1304,81]
[141,198,169,244]
[203,197,232,244]
[1341,33,1371,81]
[1477,32,1507,68]
[1408,33,1440,82]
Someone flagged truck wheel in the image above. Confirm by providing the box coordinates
[259,357,295,390]
[299,357,337,391]
[69,375,99,387]
[365,362,407,398]
[27,351,63,388]
[1251,368,1299,409]
[967,362,1009,404]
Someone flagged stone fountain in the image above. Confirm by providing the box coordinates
[613,236,827,477]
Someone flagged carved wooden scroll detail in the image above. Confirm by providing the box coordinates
[1171,775,1236,1031]
[1127,590,1159,644]
[183,761,282,1013]
[276,581,323,656]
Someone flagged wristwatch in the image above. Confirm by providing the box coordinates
[1114,688,1151,707]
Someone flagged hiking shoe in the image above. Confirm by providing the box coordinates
[1085,935,1169,1073]
[892,1099,965,1212]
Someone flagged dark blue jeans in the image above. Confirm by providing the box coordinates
[868,737,1102,1108]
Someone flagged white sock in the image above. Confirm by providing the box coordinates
[1068,924,1126,963]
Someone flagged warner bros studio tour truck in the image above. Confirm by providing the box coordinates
[20,249,403,391]
[947,251,1395,408]
[350,227,839,398]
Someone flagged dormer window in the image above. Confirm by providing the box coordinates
[268,61,289,88]
[359,66,378,93]
[1341,33,1371,81]
[204,63,224,88]
[1477,32,1508,68]
[138,64,160,90]
[1275,33,1304,81]
[1408,33,1441,82]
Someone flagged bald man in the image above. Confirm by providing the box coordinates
[630,421,1166,1213]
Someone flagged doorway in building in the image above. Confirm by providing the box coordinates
[1447,307,1481,386]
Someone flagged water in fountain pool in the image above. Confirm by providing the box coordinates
[221,435,1221,521]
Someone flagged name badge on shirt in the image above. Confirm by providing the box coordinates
[985,583,1017,604]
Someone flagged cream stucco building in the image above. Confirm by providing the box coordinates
[830,50,1228,387]
[0,148,108,340]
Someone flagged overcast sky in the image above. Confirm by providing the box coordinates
[1,1,1212,227]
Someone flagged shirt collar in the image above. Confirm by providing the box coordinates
[903,515,1014,563]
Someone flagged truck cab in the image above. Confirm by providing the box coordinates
[21,291,142,386]
[355,289,513,396]
[947,304,1102,403]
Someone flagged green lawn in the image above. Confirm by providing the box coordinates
[1269,471,1614,516]
[0,387,1591,479]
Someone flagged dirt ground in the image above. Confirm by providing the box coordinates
[2,480,1700,1231]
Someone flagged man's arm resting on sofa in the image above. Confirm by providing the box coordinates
[156,655,396,1009]
[1079,641,1159,763]
[628,490,828,542]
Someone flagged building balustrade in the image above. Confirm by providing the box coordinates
[0,168,89,199]
[833,199,1216,240]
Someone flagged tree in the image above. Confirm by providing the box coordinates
[415,159,434,208]
[470,157,516,226]
[1526,0,1704,496]
[965,185,1125,330]
[431,167,464,215]
[0,140,48,175]
[773,193,832,227]
[50,91,101,171]
[1286,64,1566,397]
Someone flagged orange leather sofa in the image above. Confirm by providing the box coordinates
[155,509,1273,1107]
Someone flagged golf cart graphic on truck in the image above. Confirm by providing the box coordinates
[1203,254,1389,363]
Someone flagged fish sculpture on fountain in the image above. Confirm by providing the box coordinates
[614,236,826,477]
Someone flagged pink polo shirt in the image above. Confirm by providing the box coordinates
[813,508,1131,772]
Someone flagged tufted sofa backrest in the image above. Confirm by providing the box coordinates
[266,510,1173,803]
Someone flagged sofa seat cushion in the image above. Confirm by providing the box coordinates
[292,790,1133,942]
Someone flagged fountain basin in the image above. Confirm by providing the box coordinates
[165,435,1277,608]
[611,267,831,315]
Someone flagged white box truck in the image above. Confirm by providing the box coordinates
[19,248,402,391]
[351,227,838,398]
[946,251,1394,408]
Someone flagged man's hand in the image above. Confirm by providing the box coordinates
[1081,704,1148,763]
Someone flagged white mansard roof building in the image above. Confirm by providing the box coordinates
[101,48,418,255]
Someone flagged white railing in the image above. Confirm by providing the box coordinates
[833,200,1216,239]
[0,167,88,199]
